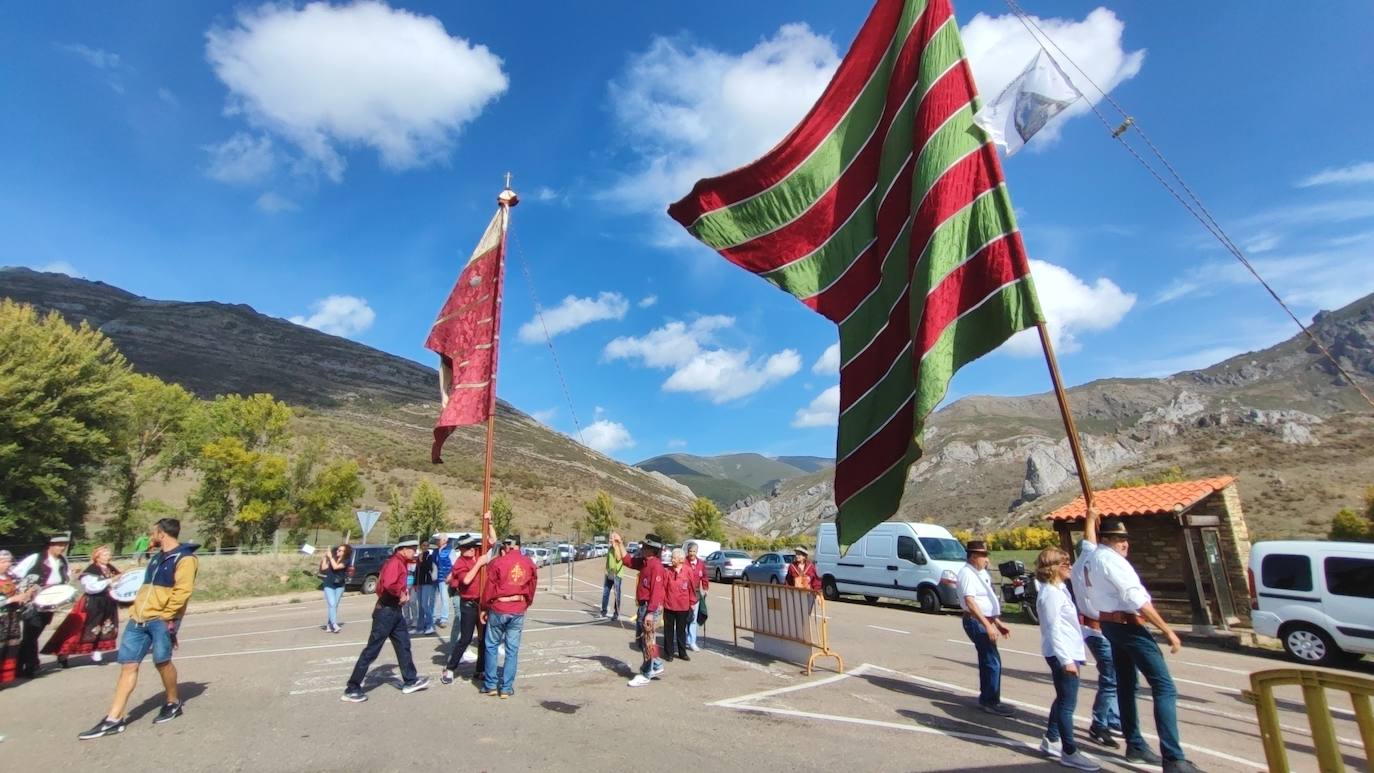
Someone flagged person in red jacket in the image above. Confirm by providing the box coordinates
[441,517,498,685]
[787,546,822,592]
[684,542,710,651]
[479,534,537,698]
[661,548,700,662]
[342,536,430,703]
[611,532,666,688]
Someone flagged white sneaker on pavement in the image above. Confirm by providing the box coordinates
[627,674,652,687]
[1039,735,1063,758]
[1060,751,1101,771]
[460,651,478,664]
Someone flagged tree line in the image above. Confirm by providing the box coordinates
[0,300,363,551]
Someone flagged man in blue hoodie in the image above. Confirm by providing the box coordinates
[435,537,454,628]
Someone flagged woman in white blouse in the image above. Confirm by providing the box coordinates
[1036,547,1100,771]
[42,545,122,665]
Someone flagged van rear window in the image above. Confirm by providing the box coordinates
[1325,557,1374,599]
[1261,554,1312,592]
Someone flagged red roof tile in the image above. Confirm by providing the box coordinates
[1044,476,1236,522]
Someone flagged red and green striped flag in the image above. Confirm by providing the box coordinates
[667,0,1044,549]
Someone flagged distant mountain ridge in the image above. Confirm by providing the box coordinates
[1,267,700,539]
[635,452,834,508]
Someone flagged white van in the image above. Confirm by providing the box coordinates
[683,539,722,561]
[815,522,967,613]
[1249,540,1374,666]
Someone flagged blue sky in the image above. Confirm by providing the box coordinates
[4,1,1374,463]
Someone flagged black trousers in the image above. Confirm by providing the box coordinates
[661,609,690,658]
[347,604,417,690]
[19,611,53,676]
[445,599,481,671]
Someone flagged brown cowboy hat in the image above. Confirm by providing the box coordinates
[965,540,989,554]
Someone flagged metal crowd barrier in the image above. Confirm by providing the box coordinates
[1243,667,1374,772]
[730,580,843,675]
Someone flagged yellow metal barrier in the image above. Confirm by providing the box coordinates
[1243,668,1374,772]
[730,581,843,675]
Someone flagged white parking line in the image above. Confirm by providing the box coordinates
[867,625,910,635]
[1181,660,1252,676]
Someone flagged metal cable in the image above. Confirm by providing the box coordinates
[509,228,587,444]
[1002,0,1374,409]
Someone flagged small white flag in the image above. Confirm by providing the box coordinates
[973,49,1082,156]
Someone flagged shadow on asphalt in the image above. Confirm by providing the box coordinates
[125,681,208,722]
[570,654,635,678]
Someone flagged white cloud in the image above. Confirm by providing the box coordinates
[205,132,275,185]
[1002,259,1135,356]
[1243,232,1281,254]
[518,291,629,343]
[206,1,508,182]
[666,439,688,449]
[792,385,840,428]
[289,295,376,337]
[812,342,840,375]
[1298,161,1374,188]
[961,9,1144,150]
[534,186,560,202]
[638,294,658,309]
[529,408,556,425]
[58,43,124,70]
[157,87,179,107]
[38,261,83,278]
[605,24,841,212]
[1157,246,1374,312]
[582,418,635,455]
[604,316,800,403]
[255,191,298,213]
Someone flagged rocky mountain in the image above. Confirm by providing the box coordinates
[1,267,698,540]
[635,452,833,509]
[727,292,1374,542]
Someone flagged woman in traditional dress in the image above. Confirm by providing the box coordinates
[42,545,121,665]
[1,550,39,685]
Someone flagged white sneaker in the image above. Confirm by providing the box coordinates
[649,665,665,679]
[627,674,652,687]
[460,651,478,664]
[91,651,103,663]
[689,643,701,652]
[1039,735,1063,758]
[1060,751,1101,771]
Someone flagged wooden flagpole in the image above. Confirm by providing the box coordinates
[481,174,518,556]
[1036,322,1095,509]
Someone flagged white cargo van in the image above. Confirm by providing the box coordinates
[683,539,722,562]
[1249,540,1374,666]
[815,522,967,613]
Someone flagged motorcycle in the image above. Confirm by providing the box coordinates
[998,560,1040,624]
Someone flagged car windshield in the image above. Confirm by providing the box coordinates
[783,554,796,563]
[724,551,750,559]
[921,537,967,562]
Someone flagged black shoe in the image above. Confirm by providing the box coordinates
[1126,747,1163,765]
[441,670,454,685]
[1088,725,1119,748]
[678,653,691,661]
[78,717,126,740]
[153,702,183,724]
[340,688,367,703]
[663,656,674,662]
[1163,760,1202,773]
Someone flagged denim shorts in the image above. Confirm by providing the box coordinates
[117,618,174,665]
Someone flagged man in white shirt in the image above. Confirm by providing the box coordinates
[957,540,1013,716]
[1082,516,1199,773]
[1070,508,1121,748]
[11,532,71,678]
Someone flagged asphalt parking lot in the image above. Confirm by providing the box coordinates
[0,561,1366,771]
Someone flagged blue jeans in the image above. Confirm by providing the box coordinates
[686,599,700,648]
[117,618,175,665]
[1045,658,1081,755]
[962,616,1002,706]
[435,582,450,624]
[483,612,525,694]
[601,574,622,617]
[1084,633,1121,730]
[323,585,344,629]
[1102,622,1185,762]
[417,584,436,631]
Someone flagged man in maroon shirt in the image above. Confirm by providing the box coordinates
[479,534,537,698]
[611,532,667,687]
[441,534,483,684]
[342,536,430,702]
[786,546,822,592]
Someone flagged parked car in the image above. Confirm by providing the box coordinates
[1249,540,1374,666]
[705,550,753,582]
[592,543,609,558]
[576,544,593,560]
[742,552,795,584]
[626,541,640,555]
[522,547,551,567]
[815,522,966,612]
[555,544,573,564]
[343,545,392,594]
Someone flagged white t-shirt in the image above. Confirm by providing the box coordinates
[1084,542,1152,614]
[1071,540,1103,639]
[1037,582,1086,665]
[10,553,65,586]
[956,563,1001,618]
